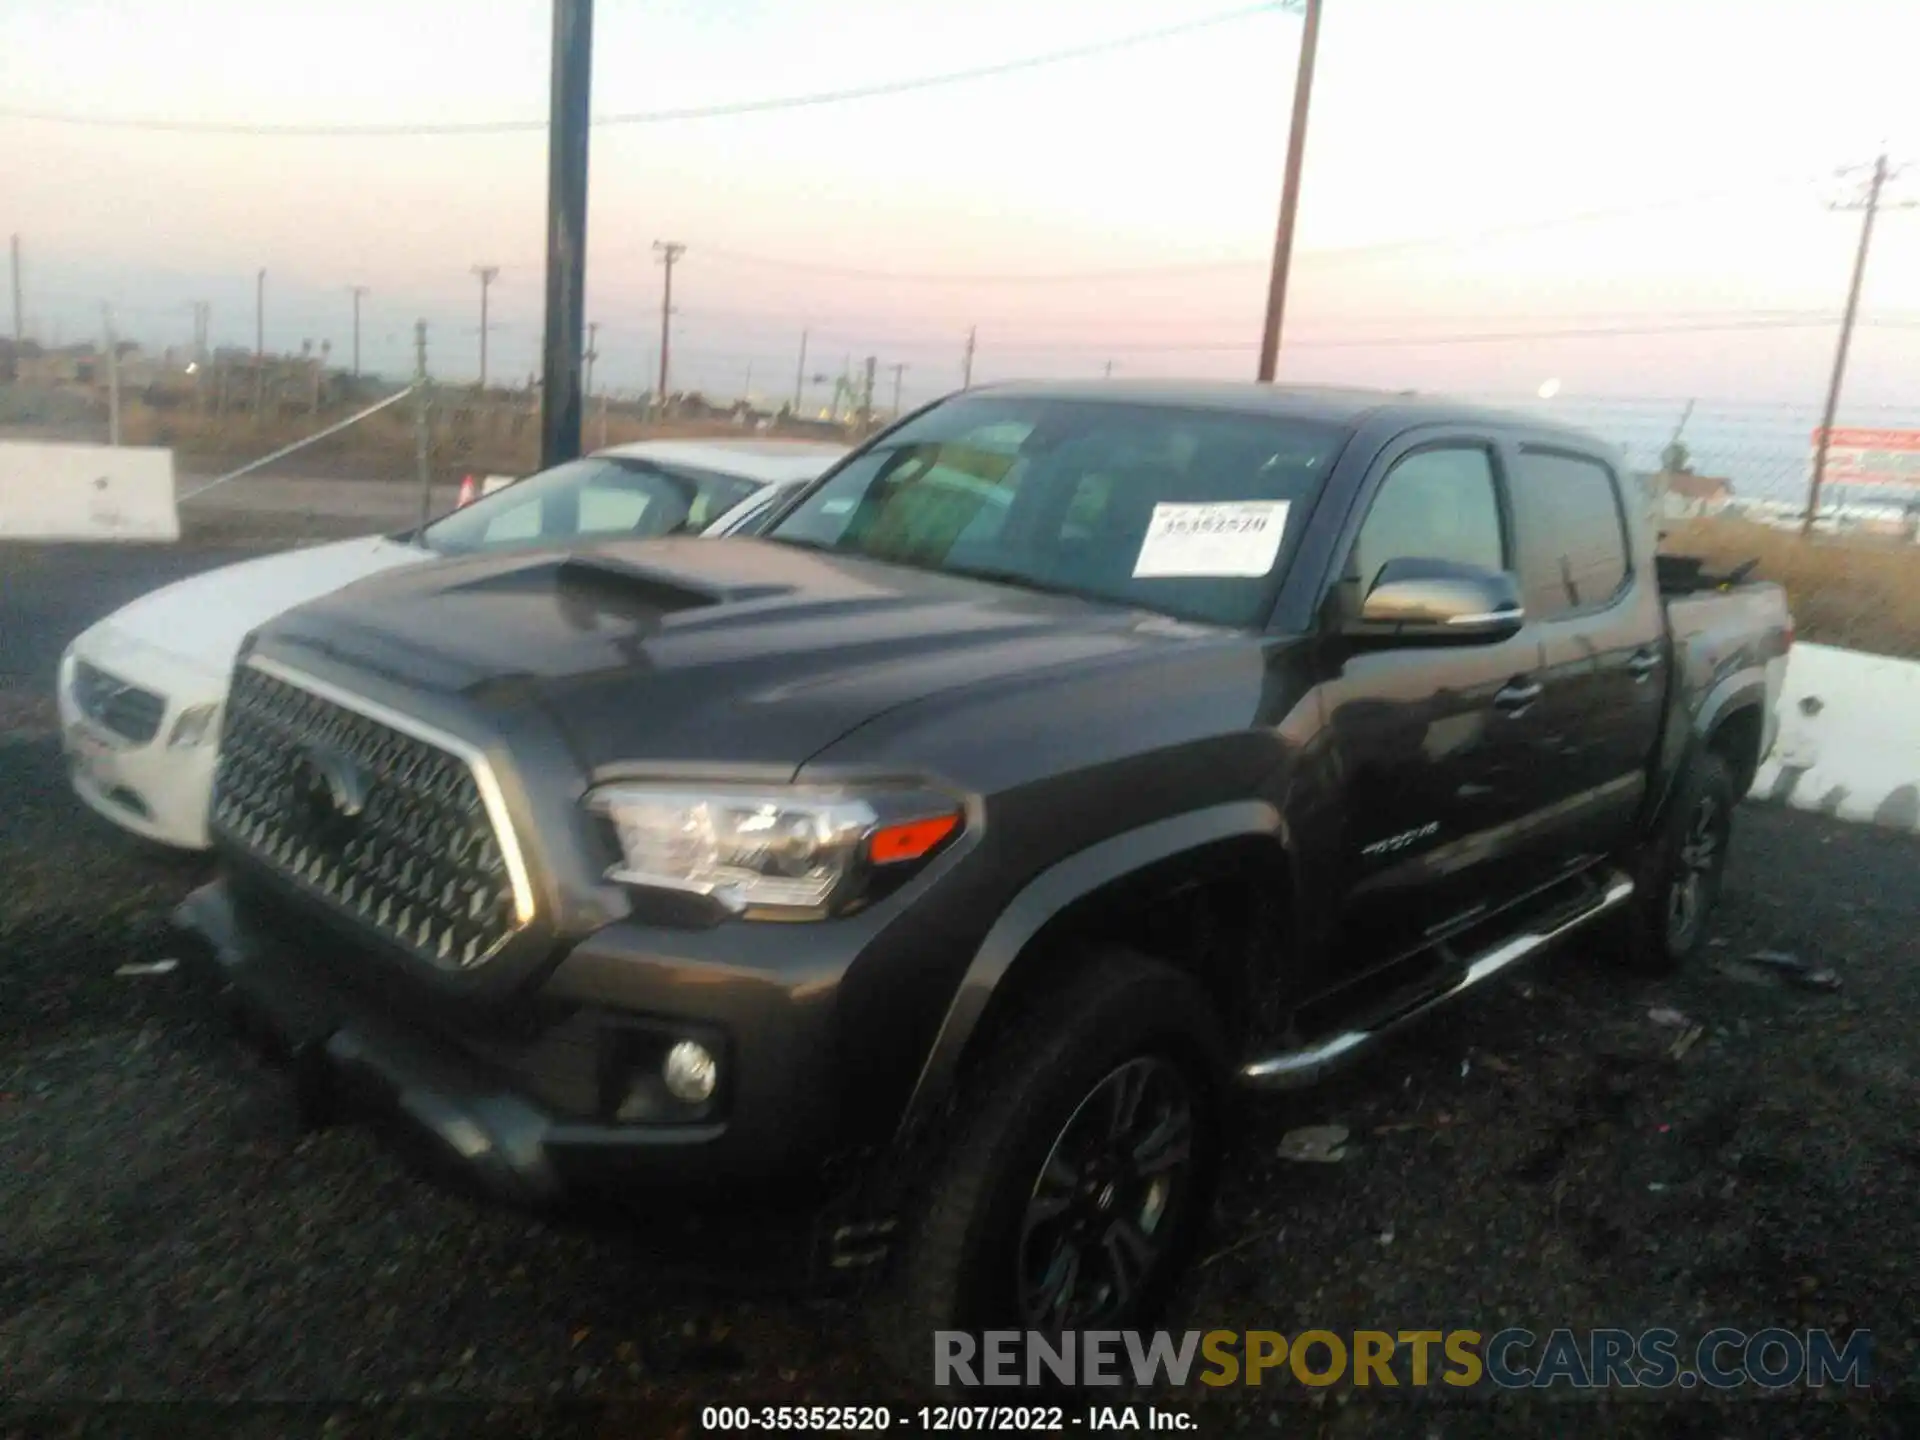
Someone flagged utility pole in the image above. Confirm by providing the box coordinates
[859,355,877,437]
[584,320,599,403]
[1256,0,1324,382]
[102,305,121,446]
[890,361,907,417]
[349,285,369,377]
[472,265,500,389]
[187,301,210,363]
[793,328,809,413]
[962,326,976,389]
[193,302,210,411]
[1104,359,1115,379]
[9,235,21,353]
[1805,152,1914,536]
[415,320,434,531]
[539,0,593,468]
[254,267,266,424]
[653,240,685,405]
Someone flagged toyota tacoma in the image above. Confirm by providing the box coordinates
[170,381,1790,1360]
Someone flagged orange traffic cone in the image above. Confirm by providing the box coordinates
[456,474,477,507]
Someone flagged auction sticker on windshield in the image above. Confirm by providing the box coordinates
[1132,501,1290,578]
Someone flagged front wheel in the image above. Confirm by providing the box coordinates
[870,951,1227,1379]
[1620,749,1736,975]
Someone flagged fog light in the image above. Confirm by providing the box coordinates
[662,1040,718,1104]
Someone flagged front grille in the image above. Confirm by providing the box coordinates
[211,664,527,970]
[72,660,165,744]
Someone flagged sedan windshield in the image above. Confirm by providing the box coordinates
[766,395,1350,628]
[418,457,761,557]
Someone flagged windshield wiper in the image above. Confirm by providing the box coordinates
[760,533,843,553]
[939,564,1095,603]
[760,541,1099,605]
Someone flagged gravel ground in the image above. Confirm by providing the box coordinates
[2,540,1917,1437]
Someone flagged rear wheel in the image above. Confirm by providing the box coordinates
[870,951,1227,1380]
[1620,750,1735,975]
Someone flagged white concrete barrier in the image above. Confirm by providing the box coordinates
[482,473,516,496]
[0,441,180,542]
[1755,641,1920,834]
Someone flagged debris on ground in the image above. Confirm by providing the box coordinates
[1648,1006,1691,1028]
[1668,1023,1707,1061]
[113,959,178,978]
[1276,1123,1351,1163]
[1727,950,1844,994]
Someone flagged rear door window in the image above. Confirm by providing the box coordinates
[1509,450,1631,618]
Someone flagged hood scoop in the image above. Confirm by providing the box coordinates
[553,552,792,612]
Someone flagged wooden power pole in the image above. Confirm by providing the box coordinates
[1804,153,1914,535]
[1256,0,1324,383]
[653,240,685,405]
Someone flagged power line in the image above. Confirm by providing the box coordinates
[688,177,1835,285]
[920,315,1851,355]
[612,304,1865,346]
[0,5,1281,138]
[696,246,1261,285]
[637,314,1848,368]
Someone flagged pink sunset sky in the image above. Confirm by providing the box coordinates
[2,0,1917,409]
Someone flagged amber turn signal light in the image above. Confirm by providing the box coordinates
[867,813,960,866]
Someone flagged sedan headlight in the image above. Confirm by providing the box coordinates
[587,784,963,919]
[167,702,222,749]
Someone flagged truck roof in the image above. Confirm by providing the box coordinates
[963,378,1607,447]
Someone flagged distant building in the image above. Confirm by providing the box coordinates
[1654,470,1734,518]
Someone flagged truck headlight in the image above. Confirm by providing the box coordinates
[168,703,222,749]
[586,784,962,919]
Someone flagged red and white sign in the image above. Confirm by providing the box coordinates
[1813,427,1920,487]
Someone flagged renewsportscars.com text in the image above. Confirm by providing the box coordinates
[933,1327,1872,1391]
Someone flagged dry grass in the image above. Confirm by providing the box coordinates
[1661,516,1920,660]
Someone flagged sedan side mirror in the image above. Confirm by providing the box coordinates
[1346,556,1525,645]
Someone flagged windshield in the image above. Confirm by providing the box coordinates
[766,395,1350,628]
[418,456,761,557]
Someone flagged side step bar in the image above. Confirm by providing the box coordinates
[1238,871,1635,1092]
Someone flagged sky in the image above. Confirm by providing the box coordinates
[2,0,1918,416]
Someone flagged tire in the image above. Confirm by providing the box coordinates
[1619,749,1736,976]
[869,951,1228,1384]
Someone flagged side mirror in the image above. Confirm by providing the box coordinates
[1346,556,1524,645]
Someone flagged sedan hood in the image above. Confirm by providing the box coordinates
[97,535,428,675]
[256,536,1238,774]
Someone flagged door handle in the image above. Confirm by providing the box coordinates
[1628,649,1661,680]
[1494,678,1543,713]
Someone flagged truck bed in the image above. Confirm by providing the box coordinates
[1658,552,1794,793]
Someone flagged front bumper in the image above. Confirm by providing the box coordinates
[169,879,850,1211]
[57,633,224,850]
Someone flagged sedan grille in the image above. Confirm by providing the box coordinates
[211,664,527,969]
[72,660,165,744]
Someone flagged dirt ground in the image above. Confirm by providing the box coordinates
[3,530,1917,1437]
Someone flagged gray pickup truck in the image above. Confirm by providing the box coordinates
[171,382,1791,1361]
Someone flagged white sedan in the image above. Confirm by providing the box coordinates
[56,437,844,851]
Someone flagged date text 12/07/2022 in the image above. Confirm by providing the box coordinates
[699,1404,1196,1432]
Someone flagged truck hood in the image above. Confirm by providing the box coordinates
[97,534,428,676]
[257,536,1242,774]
